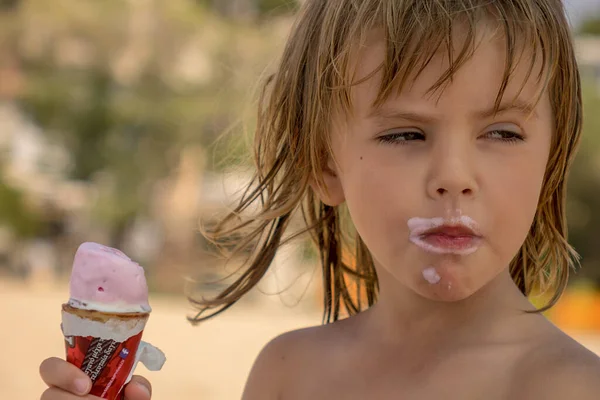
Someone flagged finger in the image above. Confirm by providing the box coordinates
[39,357,91,395]
[40,386,102,400]
[123,376,152,400]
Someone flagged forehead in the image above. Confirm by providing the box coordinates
[347,25,548,119]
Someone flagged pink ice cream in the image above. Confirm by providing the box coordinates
[68,242,151,313]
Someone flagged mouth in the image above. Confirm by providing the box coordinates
[408,217,483,255]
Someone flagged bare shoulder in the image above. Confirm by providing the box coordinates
[241,321,345,400]
[511,330,600,400]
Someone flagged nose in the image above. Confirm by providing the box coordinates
[426,143,478,201]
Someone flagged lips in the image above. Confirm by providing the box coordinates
[421,232,481,251]
[421,225,478,237]
[407,217,483,255]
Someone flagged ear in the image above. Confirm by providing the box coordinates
[310,156,345,206]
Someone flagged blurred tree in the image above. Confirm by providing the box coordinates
[19,59,184,246]
[567,81,600,287]
[0,0,19,11]
[0,177,41,238]
[195,0,298,18]
[257,0,299,16]
[14,0,287,249]
[580,17,600,36]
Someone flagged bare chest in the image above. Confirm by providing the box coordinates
[283,347,519,400]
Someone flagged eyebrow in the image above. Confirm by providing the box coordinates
[368,99,539,123]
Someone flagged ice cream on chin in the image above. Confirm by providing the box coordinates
[69,242,151,313]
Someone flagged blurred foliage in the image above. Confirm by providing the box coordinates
[0,178,40,237]
[567,81,600,285]
[0,0,19,11]
[194,0,298,18]
[10,0,288,241]
[580,17,600,35]
[257,0,299,16]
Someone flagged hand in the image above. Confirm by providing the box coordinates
[39,357,152,400]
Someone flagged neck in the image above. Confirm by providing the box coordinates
[361,267,537,347]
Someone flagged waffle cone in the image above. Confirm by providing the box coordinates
[62,304,149,323]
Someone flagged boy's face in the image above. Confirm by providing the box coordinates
[320,29,553,302]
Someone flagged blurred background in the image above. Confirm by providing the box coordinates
[0,0,599,398]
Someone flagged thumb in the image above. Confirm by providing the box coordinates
[123,375,152,400]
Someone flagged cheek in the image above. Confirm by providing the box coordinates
[486,161,546,258]
[341,156,417,254]
[343,160,395,225]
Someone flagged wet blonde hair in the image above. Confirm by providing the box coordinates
[189,0,582,324]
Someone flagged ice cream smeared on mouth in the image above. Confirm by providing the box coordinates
[68,242,151,313]
[408,215,482,256]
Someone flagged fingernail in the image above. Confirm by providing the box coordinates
[75,378,90,394]
[137,382,151,397]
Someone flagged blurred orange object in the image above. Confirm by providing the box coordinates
[549,287,600,332]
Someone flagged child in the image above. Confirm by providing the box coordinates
[39,0,600,399]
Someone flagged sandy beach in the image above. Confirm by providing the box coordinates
[0,279,320,399]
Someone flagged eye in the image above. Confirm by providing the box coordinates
[376,131,425,145]
[485,129,525,144]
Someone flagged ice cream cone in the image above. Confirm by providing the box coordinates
[61,243,165,399]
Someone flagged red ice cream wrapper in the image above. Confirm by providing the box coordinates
[64,330,144,399]
[61,304,165,400]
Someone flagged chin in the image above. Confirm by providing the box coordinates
[410,252,503,301]
[415,282,479,303]
[411,267,477,302]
